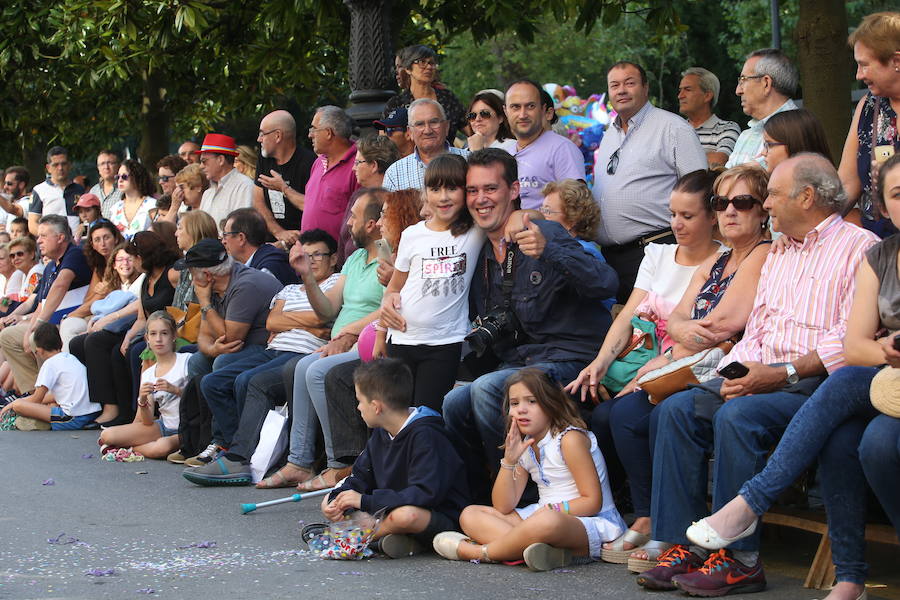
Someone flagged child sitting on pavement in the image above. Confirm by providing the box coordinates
[320,358,470,558]
[0,322,101,430]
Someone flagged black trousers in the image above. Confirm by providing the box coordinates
[602,231,676,304]
[387,341,462,412]
[70,330,133,418]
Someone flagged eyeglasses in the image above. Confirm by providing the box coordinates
[709,194,761,211]
[737,74,766,85]
[9,251,26,258]
[258,128,280,137]
[412,59,438,68]
[353,158,371,167]
[410,118,445,131]
[607,148,620,175]
[114,174,130,181]
[220,231,242,238]
[306,251,333,261]
[761,141,785,152]
[467,110,494,121]
[308,126,331,135]
[158,175,172,182]
[539,206,562,216]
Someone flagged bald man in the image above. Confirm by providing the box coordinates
[179,141,200,164]
[253,110,317,246]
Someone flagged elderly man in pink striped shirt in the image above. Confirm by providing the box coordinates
[634,153,879,596]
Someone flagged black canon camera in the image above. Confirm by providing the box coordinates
[465,307,524,357]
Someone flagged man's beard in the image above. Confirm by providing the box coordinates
[260,147,269,159]
[351,229,366,249]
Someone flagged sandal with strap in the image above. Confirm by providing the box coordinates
[296,466,353,492]
[627,540,673,573]
[256,464,313,489]
[600,529,651,564]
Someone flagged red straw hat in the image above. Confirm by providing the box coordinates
[196,133,239,156]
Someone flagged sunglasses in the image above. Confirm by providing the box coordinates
[9,251,26,258]
[384,127,405,135]
[467,110,494,121]
[709,194,761,211]
[114,174,130,181]
[158,175,172,182]
[607,148,620,175]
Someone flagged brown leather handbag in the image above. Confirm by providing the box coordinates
[637,340,736,405]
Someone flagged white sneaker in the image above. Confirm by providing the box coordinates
[686,517,757,550]
[184,443,220,467]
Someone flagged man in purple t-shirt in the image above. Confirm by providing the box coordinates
[301,106,360,243]
[500,79,586,210]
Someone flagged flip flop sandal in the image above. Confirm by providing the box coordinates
[627,540,672,573]
[600,529,651,564]
[256,465,312,489]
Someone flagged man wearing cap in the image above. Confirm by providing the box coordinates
[196,134,255,233]
[28,146,84,236]
[87,150,122,219]
[254,110,316,247]
[73,193,101,242]
[301,106,360,243]
[221,208,298,286]
[383,98,469,192]
[374,108,414,158]
[179,141,200,164]
[498,79,585,210]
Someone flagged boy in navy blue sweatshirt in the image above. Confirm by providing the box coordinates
[321,358,470,558]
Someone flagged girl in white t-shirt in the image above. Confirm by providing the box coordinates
[99,311,188,458]
[373,154,485,410]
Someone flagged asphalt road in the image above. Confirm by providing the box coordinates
[0,430,846,600]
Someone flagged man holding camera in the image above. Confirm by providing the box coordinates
[381,148,617,499]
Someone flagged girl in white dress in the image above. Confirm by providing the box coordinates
[433,368,625,571]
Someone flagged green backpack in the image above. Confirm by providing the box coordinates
[600,315,659,396]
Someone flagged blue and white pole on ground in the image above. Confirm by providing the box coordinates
[241,487,335,514]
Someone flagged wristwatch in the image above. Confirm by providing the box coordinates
[200,304,214,318]
[785,362,799,385]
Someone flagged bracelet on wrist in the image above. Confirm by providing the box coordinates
[499,459,518,480]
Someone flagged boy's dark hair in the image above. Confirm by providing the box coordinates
[33,322,62,352]
[353,358,413,412]
[156,194,173,211]
[11,216,28,228]
[299,228,338,254]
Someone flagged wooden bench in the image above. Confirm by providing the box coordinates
[762,507,899,589]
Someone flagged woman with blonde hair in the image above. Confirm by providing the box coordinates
[235,145,258,180]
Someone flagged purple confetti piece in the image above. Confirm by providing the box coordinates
[136,588,155,594]
[553,568,575,573]
[469,559,480,564]
[42,478,55,486]
[81,453,94,459]
[85,568,115,577]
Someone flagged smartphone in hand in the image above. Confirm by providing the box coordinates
[719,361,750,380]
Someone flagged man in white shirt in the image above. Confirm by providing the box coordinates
[27,146,84,236]
[89,150,122,218]
[196,133,255,233]
[726,49,799,169]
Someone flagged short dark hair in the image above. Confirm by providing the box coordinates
[299,228,338,254]
[4,166,29,187]
[156,194,172,211]
[156,154,188,175]
[32,322,62,352]
[360,188,387,223]
[46,146,68,163]
[225,207,268,247]
[97,149,120,160]
[126,230,180,271]
[468,148,518,186]
[764,109,833,163]
[507,79,547,109]
[539,89,559,125]
[353,358,413,412]
[608,61,648,85]
[10,216,28,229]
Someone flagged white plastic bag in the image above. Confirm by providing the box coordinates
[250,405,289,484]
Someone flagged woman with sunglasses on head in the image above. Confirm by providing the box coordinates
[759,109,832,175]
[109,159,157,238]
[567,167,770,567]
[58,221,125,347]
[465,91,513,151]
[384,45,466,143]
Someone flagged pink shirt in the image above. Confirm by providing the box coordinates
[720,214,879,374]
[301,143,360,242]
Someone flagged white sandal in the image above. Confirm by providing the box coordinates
[432,531,471,560]
[626,540,672,573]
[600,529,651,564]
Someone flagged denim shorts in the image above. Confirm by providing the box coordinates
[50,408,101,431]
[156,419,179,437]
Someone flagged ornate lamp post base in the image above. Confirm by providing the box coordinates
[344,0,396,131]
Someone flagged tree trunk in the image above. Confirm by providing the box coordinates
[796,0,850,163]
[137,69,169,168]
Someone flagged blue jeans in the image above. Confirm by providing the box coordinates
[735,366,879,584]
[442,360,585,497]
[187,344,266,382]
[608,389,656,518]
[201,348,302,448]
[860,414,900,542]
[287,349,360,469]
[650,376,822,550]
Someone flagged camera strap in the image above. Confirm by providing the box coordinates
[501,246,515,309]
